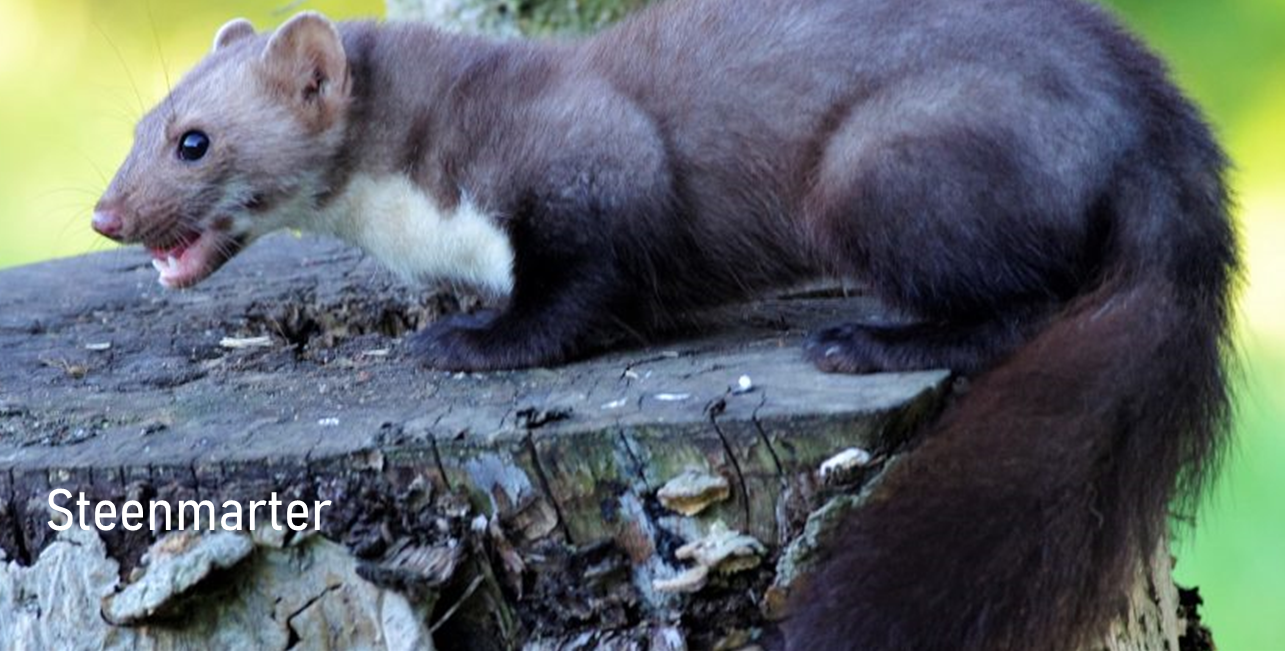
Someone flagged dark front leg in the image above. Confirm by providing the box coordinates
[409,207,637,371]
[409,150,682,371]
[410,293,614,371]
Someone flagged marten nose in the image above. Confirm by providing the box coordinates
[92,209,124,241]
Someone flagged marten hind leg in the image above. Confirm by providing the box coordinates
[803,119,1092,376]
[804,303,1053,375]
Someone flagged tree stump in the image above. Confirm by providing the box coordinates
[0,233,1207,650]
[0,233,941,649]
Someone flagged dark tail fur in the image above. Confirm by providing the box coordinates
[784,111,1237,650]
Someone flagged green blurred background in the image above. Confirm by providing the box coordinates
[0,0,1280,647]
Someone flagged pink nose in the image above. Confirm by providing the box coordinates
[92,209,124,241]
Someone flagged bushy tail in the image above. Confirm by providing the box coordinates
[784,154,1237,651]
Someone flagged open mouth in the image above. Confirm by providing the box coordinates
[146,224,244,289]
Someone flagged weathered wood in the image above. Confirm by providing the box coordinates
[0,235,954,649]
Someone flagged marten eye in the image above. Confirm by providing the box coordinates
[177,131,210,162]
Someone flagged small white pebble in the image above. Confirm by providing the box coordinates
[219,336,273,350]
[601,398,628,410]
[654,393,692,402]
[362,348,391,357]
[317,417,341,427]
[733,375,754,394]
[623,369,641,380]
[84,342,112,352]
[820,447,873,478]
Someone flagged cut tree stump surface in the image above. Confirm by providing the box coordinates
[0,234,944,470]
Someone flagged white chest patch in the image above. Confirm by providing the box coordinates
[313,175,514,296]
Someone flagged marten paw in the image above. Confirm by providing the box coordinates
[409,311,570,371]
[409,312,506,372]
[804,324,883,374]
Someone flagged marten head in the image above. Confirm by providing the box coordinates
[92,13,351,288]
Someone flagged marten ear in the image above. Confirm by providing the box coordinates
[259,12,350,129]
[213,18,255,51]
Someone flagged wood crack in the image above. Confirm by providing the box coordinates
[706,398,751,531]
[615,431,652,493]
[5,467,31,566]
[750,391,786,480]
[523,432,572,544]
[285,584,343,649]
[429,437,452,492]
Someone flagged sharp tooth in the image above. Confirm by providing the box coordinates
[152,259,166,274]
[167,255,180,270]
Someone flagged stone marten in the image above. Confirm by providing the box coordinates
[93,1,1237,649]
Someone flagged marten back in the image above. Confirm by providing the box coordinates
[569,0,1148,308]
